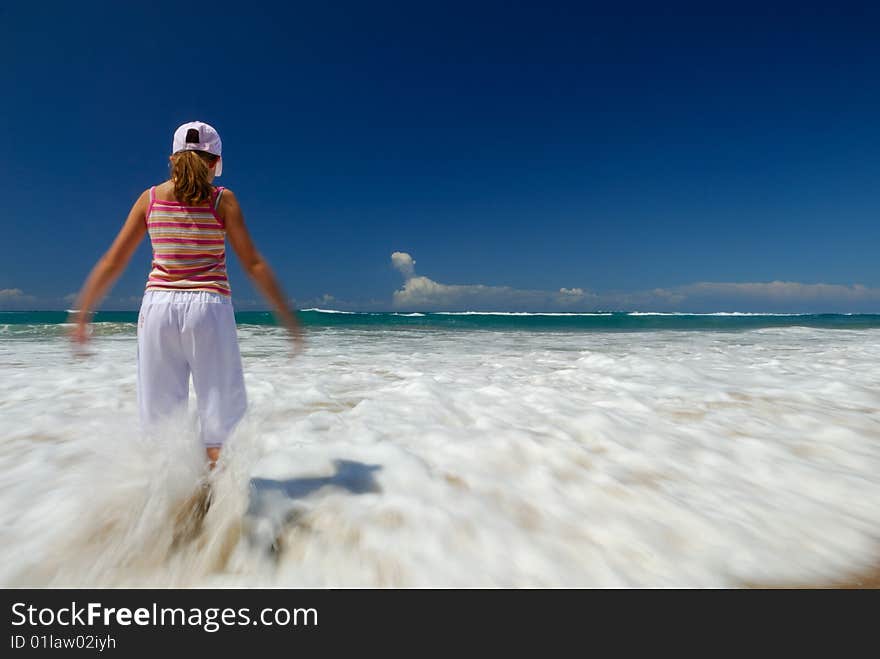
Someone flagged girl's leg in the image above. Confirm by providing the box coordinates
[137,296,190,433]
[181,296,248,464]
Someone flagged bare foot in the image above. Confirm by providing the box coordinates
[206,447,221,470]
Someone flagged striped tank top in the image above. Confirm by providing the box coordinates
[145,185,231,296]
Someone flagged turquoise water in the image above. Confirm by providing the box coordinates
[2,309,880,333]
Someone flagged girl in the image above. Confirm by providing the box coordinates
[70,121,303,468]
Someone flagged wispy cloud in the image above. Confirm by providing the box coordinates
[0,288,37,309]
[297,293,388,311]
[5,268,880,314]
[0,288,26,300]
[645,281,880,313]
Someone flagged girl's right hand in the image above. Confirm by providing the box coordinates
[67,314,95,357]
[70,324,89,344]
[67,312,90,345]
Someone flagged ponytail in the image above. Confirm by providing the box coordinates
[170,150,218,205]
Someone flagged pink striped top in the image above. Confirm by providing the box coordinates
[144,186,231,296]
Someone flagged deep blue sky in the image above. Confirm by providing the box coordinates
[1,1,879,311]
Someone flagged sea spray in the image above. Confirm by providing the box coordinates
[1,317,879,586]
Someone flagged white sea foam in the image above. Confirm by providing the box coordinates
[1,325,879,587]
[432,311,614,316]
[626,311,810,316]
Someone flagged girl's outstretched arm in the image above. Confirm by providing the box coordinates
[221,189,304,354]
[69,190,149,343]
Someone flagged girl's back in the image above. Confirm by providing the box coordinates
[146,182,231,297]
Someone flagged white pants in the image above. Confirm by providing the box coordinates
[137,290,247,447]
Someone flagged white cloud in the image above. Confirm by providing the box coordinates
[388,253,880,312]
[391,251,417,279]
[390,254,597,311]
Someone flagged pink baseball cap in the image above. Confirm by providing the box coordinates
[172,121,223,177]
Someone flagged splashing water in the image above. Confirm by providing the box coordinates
[1,320,879,586]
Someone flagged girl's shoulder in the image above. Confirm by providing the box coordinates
[149,181,174,201]
[214,186,239,207]
[149,181,232,204]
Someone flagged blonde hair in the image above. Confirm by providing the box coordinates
[170,150,218,205]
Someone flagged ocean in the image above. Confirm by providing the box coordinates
[1,309,879,586]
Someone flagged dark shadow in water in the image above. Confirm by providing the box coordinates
[247,459,382,513]
[244,460,382,554]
